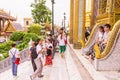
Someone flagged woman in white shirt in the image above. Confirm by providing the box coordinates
[57,31,66,58]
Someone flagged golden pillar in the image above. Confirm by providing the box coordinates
[81,0,86,45]
[69,0,74,44]
[90,0,95,28]
[73,0,86,49]
[73,0,80,49]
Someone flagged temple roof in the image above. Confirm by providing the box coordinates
[3,21,23,32]
[13,23,24,31]
[0,9,16,21]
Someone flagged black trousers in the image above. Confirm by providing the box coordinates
[31,58,37,72]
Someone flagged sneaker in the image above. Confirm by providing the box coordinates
[38,75,44,78]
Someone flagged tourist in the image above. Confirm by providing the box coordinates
[57,28,66,58]
[29,41,37,72]
[100,24,111,51]
[44,39,53,66]
[30,39,44,80]
[9,43,21,77]
[96,26,104,45]
[48,34,56,59]
[85,26,104,60]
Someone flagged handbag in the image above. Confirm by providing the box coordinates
[64,39,67,45]
[15,58,20,65]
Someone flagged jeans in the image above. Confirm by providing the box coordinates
[12,61,18,76]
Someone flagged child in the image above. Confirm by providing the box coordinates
[44,39,53,66]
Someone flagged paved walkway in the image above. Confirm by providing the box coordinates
[0,53,69,80]
[0,47,81,80]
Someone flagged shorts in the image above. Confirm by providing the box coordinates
[59,46,66,53]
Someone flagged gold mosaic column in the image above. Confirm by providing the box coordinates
[91,0,95,28]
[81,0,86,45]
[73,0,81,49]
[73,0,86,49]
[69,0,74,44]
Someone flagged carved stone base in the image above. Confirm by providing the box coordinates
[69,38,73,44]
[73,42,82,49]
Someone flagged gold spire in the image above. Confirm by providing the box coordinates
[9,10,11,19]
[45,17,50,29]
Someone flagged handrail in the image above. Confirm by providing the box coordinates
[94,20,120,59]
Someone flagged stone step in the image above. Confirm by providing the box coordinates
[65,47,82,80]
[68,44,120,80]
[67,46,93,80]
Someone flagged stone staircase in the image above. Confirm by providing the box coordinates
[68,44,120,80]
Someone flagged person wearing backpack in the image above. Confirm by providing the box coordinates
[9,43,20,77]
[29,41,38,72]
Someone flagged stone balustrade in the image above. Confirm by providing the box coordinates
[0,48,29,73]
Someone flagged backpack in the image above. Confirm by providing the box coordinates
[47,46,52,56]
[10,49,17,63]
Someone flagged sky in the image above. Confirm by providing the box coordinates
[0,0,70,26]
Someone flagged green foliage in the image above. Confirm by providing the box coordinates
[0,57,5,61]
[28,24,42,35]
[10,31,25,41]
[0,41,14,51]
[16,33,42,51]
[23,33,39,42]
[0,32,44,61]
[2,53,8,58]
[0,41,14,60]
[17,42,28,51]
[31,0,52,23]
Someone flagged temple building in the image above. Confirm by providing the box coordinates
[24,18,33,28]
[69,0,120,71]
[0,9,16,36]
[3,21,24,36]
[69,0,120,48]
[0,9,25,42]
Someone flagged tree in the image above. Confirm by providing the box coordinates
[28,24,42,35]
[31,0,52,23]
